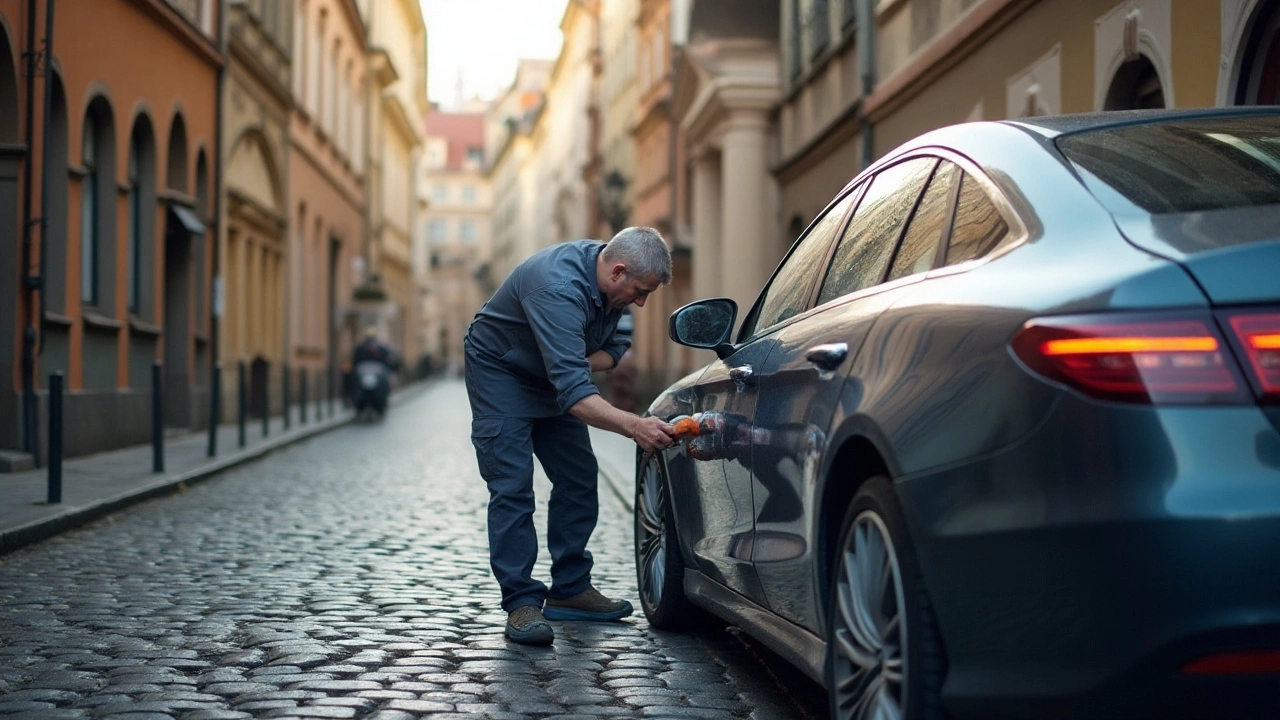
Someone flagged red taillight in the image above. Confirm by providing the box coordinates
[1182,650,1280,675]
[1011,314,1250,404]
[1222,311,1280,404]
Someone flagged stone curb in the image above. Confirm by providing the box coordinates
[0,380,434,557]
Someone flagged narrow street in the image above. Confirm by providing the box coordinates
[0,380,825,720]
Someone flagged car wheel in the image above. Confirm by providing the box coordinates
[827,477,946,720]
[635,452,697,629]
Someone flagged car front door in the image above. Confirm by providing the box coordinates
[749,157,957,630]
[676,190,858,604]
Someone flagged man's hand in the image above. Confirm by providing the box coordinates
[631,415,675,455]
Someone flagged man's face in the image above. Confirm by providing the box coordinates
[606,266,661,309]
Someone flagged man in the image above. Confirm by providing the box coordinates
[464,226,675,645]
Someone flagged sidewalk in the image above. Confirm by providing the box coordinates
[0,382,433,556]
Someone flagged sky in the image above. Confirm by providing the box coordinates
[419,0,568,110]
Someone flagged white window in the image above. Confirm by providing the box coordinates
[292,0,307,95]
[461,184,476,204]
[429,219,447,243]
[433,183,448,203]
[308,12,323,116]
[460,219,476,244]
[325,43,338,134]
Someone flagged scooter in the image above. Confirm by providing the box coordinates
[352,360,390,421]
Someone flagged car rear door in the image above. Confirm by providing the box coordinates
[748,156,952,630]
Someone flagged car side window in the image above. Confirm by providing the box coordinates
[945,171,1009,266]
[817,157,936,305]
[744,191,857,337]
[888,160,959,281]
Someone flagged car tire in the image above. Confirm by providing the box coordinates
[634,452,698,630]
[826,476,946,720]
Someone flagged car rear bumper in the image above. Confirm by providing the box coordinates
[896,402,1280,719]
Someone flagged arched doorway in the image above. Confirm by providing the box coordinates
[1104,55,1166,110]
[126,113,158,390]
[1234,0,1280,104]
[162,112,201,426]
[0,20,21,451]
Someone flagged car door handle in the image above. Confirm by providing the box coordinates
[729,365,754,389]
[805,342,848,370]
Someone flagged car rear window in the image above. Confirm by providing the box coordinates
[1056,115,1280,215]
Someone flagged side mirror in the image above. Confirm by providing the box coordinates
[668,298,737,360]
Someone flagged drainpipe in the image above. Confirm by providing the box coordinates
[209,0,229,439]
[19,0,41,462]
[37,0,54,356]
[857,0,875,168]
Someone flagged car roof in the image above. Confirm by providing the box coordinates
[999,105,1280,138]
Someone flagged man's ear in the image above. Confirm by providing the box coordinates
[610,263,628,282]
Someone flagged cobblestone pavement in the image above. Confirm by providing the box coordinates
[0,380,826,720]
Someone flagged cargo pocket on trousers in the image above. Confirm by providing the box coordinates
[470,416,506,479]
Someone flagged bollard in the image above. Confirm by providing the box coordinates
[152,361,164,473]
[327,365,335,418]
[47,372,63,504]
[261,367,270,438]
[207,363,221,458]
[237,361,247,448]
[300,367,309,425]
[282,364,291,430]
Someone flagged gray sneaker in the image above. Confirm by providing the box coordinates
[505,605,554,645]
[543,586,634,621]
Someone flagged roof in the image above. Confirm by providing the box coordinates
[424,112,485,170]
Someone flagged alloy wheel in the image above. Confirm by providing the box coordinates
[636,456,667,610]
[831,510,908,720]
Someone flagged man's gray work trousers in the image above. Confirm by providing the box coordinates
[468,402,600,613]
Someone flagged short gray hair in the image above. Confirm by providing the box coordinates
[602,226,672,284]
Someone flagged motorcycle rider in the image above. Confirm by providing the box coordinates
[350,327,395,416]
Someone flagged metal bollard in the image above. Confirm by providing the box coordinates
[47,372,63,504]
[282,364,291,430]
[152,361,164,473]
[327,365,335,418]
[261,367,270,438]
[207,363,221,458]
[237,361,247,448]
[299,367,308,425]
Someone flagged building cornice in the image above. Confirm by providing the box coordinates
[383,94,422,145]
[131,0,224,69]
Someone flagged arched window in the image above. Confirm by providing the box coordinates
[44,72,68,314]
[194,149,209,328]
[1104,55,1165,110]
[127,116,156,316]
[1236,2,1280,104]
[81,113,100,305]
[166,112,188,193]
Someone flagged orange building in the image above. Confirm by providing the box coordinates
[0,0,221,463]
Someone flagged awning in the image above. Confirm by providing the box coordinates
[168,204,206,236]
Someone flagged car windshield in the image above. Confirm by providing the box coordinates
[1056,115,1280,215]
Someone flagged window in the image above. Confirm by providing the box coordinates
[433,183,448,203]
[127,139,141,313]
[888,161,958,281]
[461,184,476,204]
[946,172,1009,266]
[817,158,935,304]
[789,0,803,80]
[466,148,483,166]
[810,0,830,58]
[744,191,856,337]
[460,219,476,244]
[81,116,98,304]
[428,219,447,243]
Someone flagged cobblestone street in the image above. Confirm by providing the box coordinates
[0,380,825,720]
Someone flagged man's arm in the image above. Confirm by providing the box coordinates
[588,350,616,372]
[568,394,673,454]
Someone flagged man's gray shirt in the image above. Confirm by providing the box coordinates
[465,240,631,418]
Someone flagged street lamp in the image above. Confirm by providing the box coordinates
[601,169,629,235]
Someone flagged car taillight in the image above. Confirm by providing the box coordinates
[1221,311,1280,404]
[1011,313,1251,405]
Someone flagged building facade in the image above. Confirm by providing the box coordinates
[286,0,367,398]
[219,0,292,419]
[418,111,490,377]
[358,0,427,372]
[485,59,551,283]
[0,0,221,461]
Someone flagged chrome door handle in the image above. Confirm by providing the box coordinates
[805,342,848,370]
[729,365,754,390]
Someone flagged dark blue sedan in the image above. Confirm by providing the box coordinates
[635,107,1280,720]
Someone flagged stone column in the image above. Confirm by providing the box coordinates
[719,108,772,316]
[690,148,721,301]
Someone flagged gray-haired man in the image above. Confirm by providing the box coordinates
[464,227,676,645]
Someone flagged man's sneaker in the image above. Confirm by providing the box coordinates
[543,586,634,621]
[505,605,554,645]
